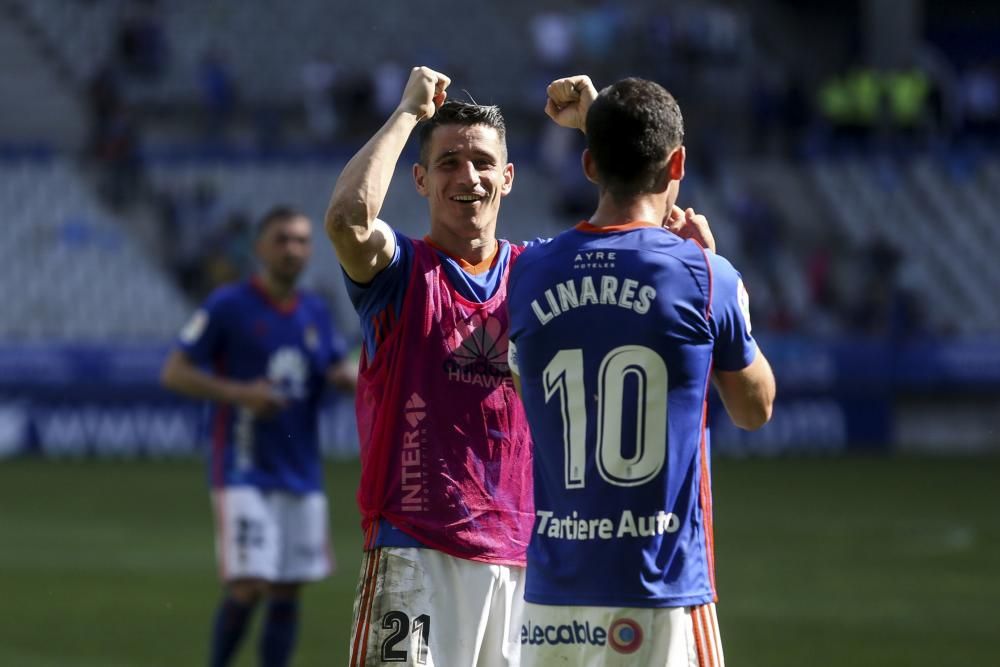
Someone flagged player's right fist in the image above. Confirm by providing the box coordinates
[399,66,451,121]
[545,75,598,132]
[233,378,287,418]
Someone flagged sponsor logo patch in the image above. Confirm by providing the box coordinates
[608,618,643,654]
[520,617,645,654]
[442,313,512,388]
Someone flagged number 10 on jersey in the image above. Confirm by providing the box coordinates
[543,345,668,489]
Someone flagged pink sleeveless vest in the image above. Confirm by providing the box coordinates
[355,239,533,565]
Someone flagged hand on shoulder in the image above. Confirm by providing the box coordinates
[664,205,716,253]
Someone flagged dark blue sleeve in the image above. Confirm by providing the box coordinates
[341,228,413,358]
[342,228,411,312]
[708,253,758,372]
[176,289,231,367]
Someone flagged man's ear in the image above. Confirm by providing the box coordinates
[667,145,686,182]
[501,162,514,196]
[582,149,600,185]
[413,162,429,197]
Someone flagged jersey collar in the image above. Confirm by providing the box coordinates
[574,220,663,234]
[423,236,501,276]
[250,276,300,314]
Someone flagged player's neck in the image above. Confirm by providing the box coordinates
[426,229,498,265]
[256,273,297,304]
[588,195,667,229]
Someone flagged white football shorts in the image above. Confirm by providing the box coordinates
[519,600,724,667]
[211,486,332,583]
[349,547,525,666]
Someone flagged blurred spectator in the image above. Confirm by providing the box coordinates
[373,61,408,118]
[959,61,1000,144]
[732,191,781,268]
[750,65,786,155]
[86,63,122,153]
[301,54,339,143]
[92,102,144,210]
[202,211,254,291]
[198,50,238,141]
[539,121,593,221]
[887,284,926,340]
[576,1,625,67]
[159,180,224,298]
[530,11,574,69]
[884,67,932,151]
[333,71,376,139]
[782,76,811,156]
[818,67,882,153]
[115,0,168,80]
[806,240,835,311]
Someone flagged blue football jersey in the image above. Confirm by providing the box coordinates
[178,279,347,493]
[508,221,757,608]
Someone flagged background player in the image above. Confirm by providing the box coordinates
[507,76,776,666]
[325,66,533,666]
[160,205,357,667]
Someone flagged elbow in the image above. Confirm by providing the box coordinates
[323,203,349,241]
[324,196,369,243]
[734,400,773,431]
[159,355,182,392]
[159,364,176,391]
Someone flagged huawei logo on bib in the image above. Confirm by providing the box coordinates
[442,313,512,388]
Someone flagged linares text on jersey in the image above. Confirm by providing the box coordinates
[530,274,658,325]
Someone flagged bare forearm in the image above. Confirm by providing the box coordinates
[326,359,358,394]
[713,352,776,431]
[160,352,240,405]
[325,109,419,239]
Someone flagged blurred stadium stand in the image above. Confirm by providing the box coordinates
[1,159,189,340]
[1,0,999,459]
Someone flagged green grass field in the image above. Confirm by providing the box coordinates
[1,456,997,666]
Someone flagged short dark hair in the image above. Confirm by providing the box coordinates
[256,205,307,239]
[417,100,508,165]
[585,78,684,200]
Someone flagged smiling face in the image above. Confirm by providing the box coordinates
[413,123,514,245]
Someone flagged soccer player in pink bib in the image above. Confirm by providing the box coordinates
[326,67,533,666]
[507,76,776,666]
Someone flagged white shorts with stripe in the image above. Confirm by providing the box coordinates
[211,486,333,583]
[519,601,724,667]
[349,547,525,667]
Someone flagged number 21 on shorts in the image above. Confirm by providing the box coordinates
[380,611,430,664]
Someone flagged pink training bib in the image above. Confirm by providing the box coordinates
[355,239,533,566]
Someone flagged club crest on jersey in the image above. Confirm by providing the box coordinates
[737,278,752,333]
[303,325,319,351]
[267,347,308,400]
[442,313,513,388]
[179,309,208,344]
[607,618,643,654]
